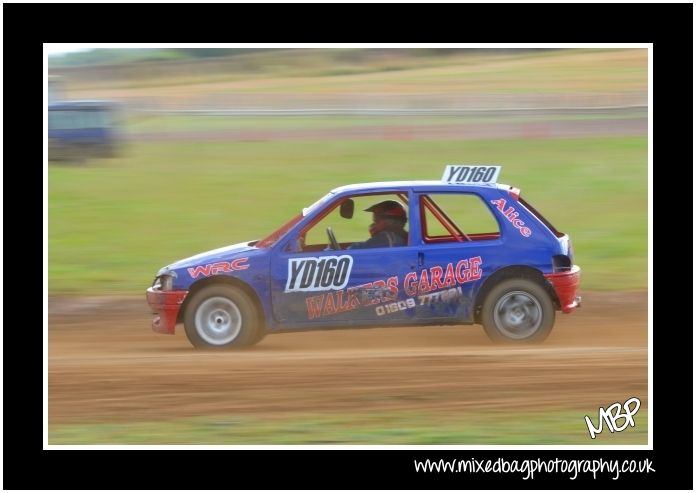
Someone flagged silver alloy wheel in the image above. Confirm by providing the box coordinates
[492,290,542,340]
[194,296,242,346]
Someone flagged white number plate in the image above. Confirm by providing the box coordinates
[442,165,501,184]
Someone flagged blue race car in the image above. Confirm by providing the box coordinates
[146,166,581,348]
[48,101,118,161]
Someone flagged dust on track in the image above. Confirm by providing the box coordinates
[48,291,648,425]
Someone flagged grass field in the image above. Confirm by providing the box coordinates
[125,111,647,132]
[49,408,647,445]
[48,134,647,294]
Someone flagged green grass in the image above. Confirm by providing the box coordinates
[48,409,648,445]
[48,136,647,294]
[125,112,647,132]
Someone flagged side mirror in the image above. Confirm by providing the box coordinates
[340,199,354,219]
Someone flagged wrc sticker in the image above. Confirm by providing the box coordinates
[187,258,249,278]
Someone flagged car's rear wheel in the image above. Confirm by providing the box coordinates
[481,278,555,343]
[184,284,263,349]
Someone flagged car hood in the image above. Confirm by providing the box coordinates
[163,241,258,272]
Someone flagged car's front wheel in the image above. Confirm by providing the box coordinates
[481,278,555,343]
[184,284,263,349]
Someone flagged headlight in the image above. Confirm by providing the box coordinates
[160,275,174,291]
[153,268,177,291]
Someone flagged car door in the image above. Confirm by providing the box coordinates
[410,191,503,322]
[269,191,420,326]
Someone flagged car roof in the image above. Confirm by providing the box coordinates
[330,180,509,194]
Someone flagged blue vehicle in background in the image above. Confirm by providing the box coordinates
[48,100,118,161]
[146,166,581,348]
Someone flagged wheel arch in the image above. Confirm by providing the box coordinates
[178,275,265,326]
[473,265,559,323]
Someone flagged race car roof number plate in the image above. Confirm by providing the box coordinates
[442,165,501,185]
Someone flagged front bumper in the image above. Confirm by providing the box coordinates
[544,265,581,314]
[146,287,188,334]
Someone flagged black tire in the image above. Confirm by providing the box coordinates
[481,278,555,343]
[248,328,267,346]
[184,284,262,349]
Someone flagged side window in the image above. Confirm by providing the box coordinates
[420,193,500,243]
[48,111,81,130]
[301,193,409,251]
[48,110,109,130]
[49,110,71,130]
[94,110,110,128]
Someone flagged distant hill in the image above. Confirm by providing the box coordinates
[48,48,567,91]
[48,48,286,67]
[48,48,647,112]
[48,47,556,69]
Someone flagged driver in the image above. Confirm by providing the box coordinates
[348,200,408,249]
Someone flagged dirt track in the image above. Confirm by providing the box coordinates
[48,291,648,425]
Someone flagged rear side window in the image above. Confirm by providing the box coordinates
[420,193,500,243]
[49,110,109,130]
[519,196,563,237]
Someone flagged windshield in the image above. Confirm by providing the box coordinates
[302,191,335,216]
[256,192,336,248]
[256,214,303,248]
